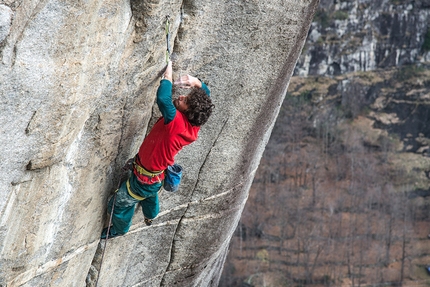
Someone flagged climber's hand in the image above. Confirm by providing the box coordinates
[162,61,173,82]
[174,74,202,89]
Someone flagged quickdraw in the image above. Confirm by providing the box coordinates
[165,15,171,63]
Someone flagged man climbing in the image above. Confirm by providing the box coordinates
[101,61,214,239]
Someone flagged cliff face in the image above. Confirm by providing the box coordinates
[295,0,430,76]
[0,0,318,286]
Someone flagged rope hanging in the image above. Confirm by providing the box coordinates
[95,180,120,287]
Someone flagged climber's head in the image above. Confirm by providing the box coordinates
[174,95,188,113]
[174,87,214,126]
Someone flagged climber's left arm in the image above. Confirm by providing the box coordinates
[156,62,177,124]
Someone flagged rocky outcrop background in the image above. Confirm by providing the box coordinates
[295,0,430,76]
[0,0,318,286]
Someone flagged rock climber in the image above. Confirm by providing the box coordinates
[101,61,214,239]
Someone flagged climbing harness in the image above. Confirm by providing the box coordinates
[133,160,164,186]
[133,161,163,178]
[165,15,171,63]
[126,179,146,201]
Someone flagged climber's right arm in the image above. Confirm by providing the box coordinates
[174,75,210,96]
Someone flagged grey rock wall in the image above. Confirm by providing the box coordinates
[295,0,430,76]
[0,0,318,286]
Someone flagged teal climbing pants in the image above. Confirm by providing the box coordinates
[107,173,162,235]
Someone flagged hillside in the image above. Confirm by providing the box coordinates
[220,66,430,286]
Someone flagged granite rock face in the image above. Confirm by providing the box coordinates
[0,0,318,286]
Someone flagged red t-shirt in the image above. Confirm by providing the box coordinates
[134,111,200,183]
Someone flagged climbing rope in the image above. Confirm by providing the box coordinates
[165,15,171,63]
[95,182,119,287]
[95,157,133,286]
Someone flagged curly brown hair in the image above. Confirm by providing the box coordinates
[184,88,214,126]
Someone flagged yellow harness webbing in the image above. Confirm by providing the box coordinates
[133,162,163,178]
[126,179,145,201]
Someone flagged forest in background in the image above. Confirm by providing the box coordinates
[220,65,430,287]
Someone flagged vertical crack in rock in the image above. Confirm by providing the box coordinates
[188,117,229,201]
[114,100,129,167]
[130,0,147,43]
[86,241,105,287]
[160,117,229,286]
[86,1,174,280]
[89,0,222,281]
[130,0,162,43]
[85,100,129,287]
